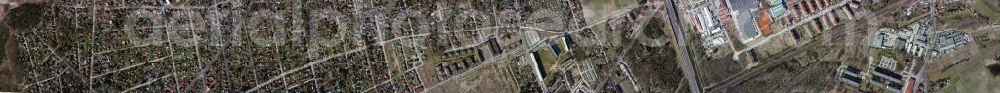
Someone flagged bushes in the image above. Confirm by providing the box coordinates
[5,4,47,30]
[988,63,1000,76]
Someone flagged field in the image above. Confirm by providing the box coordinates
[581,0,640,24]
[626,39,683,92]
[0,3,48,91]
[973,0,1000,22]
[454,64,519,93]
[0,28,17,91]
[924,26,1000,93]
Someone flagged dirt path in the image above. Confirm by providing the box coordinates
[0,0,27,91]
[1,29,20,91]
[1,15,21,91]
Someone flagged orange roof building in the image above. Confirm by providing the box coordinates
[757,9,774,36]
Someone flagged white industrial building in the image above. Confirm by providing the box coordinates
[930,30,972,57]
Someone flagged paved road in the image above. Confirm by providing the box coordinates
[732,0,851,60]
[705,0,854,91]
[418,2,666,93]
[663,0,703,92]
[237,1,663,92]
[906,58,928,93]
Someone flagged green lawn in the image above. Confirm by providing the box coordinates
[936,62,1000,93]
[583,0,640,23]
[584,0,638,10]
[938,10,975,23]
[974,0,1000,22]
[536,45,561,74]
[931,42,1000,93]
[1,28,5,59]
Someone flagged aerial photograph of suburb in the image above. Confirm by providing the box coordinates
[0,0,998,92]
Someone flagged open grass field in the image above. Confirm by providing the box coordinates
[0,28,16,91]
[0,3,46,91]
[973,0,1000,22]
[938,10,978,26]
[925,26,1000,93]
[931,55,1000,93]
[581,0,640,24]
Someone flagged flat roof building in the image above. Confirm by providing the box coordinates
[728,0,763,43]
[841,74,863,86]
[838,66,863,87]
[931,31,972,56]
[874,67,903,82]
